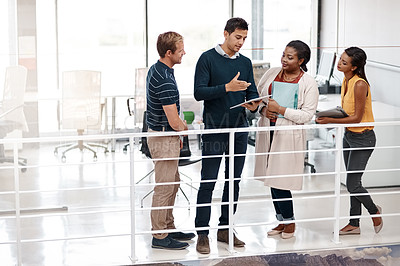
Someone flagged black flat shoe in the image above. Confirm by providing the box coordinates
[169,231,196,240]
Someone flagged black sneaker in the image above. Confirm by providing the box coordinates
[151,235,189,250]
[169,232,196,240]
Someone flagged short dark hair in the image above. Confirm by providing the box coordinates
[286,40,311,72]
[224,17,248,34]
[156,31,183,58]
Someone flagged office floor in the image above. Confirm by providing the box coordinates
[0,137,399,266]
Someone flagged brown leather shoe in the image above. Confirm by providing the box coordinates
[196,234,210,254]
[339,224,360,235]
[281,223,295,239]
[267,224,285,236]
[373,205,383,233]
[217,229,245,247]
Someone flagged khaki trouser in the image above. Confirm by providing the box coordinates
[147,131,180,239]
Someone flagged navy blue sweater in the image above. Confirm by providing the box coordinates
[194,48,259,128]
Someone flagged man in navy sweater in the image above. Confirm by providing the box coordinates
[194,17,260,254]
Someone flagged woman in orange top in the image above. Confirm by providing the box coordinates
[317,47,383,235]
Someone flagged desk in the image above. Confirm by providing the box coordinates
[318,94,400,187]
[317,94,341,111]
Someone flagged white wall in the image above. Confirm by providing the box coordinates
[321,0,400,188]
[320,0,400,107]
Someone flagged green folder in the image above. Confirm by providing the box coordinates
[271,81,299,118]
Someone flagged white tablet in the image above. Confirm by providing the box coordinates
[230,95,270,109]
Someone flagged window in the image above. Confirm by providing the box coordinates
[147,0,230,96]
[234,0,313,68]
[56,0,145,95]
[37,0,146,132]
[0,1,14,90]
[35,0,315,133]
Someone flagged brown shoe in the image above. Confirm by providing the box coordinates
[196,234,210,254]
[267,224,285,236]
[373,205,383,233]
[217,229,245,247]
[281,223,295,239]
[339,224,360,235]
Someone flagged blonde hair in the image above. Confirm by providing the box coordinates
[157,31,183,58]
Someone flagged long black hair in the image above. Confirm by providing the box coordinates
[286,40,311,72]
[344,46,369,85]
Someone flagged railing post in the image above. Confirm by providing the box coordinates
[13,142,22,266]
[111,96,117,152]
[333,125,344,244]
[129,136,136,261]
[228,130,235,252]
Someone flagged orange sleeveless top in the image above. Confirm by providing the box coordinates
[341,75,374,132]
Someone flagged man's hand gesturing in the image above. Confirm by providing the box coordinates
[225,72,251,92]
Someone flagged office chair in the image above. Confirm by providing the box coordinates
[123,97,135,153]
[320,128,336,148]
[122,67,148,152]
[138,111,200,208]
[0,66,28,171]
[54,70,108,162]
[303,121,317,174]
[302,52,337,173]
[134,67,148,125]
[304,140,316,173]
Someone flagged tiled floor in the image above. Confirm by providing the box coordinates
[0,136,399,265]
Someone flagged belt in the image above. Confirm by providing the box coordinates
[345,128,371,134]
[149,125,174,132]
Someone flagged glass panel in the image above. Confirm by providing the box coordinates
[234,0,312,67]
[57,0,145,95]
[147,0,230,96]
[0,1,12,90]
[37,0,146,133]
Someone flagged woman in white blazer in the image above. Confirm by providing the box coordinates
[254,40,319,239]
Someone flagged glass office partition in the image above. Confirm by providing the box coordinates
[0,1,13,86]
[35,0,314,133]
[234,0,313,68]
[56,0,145,95]
[147,0,230,96]
[36,0,146,133]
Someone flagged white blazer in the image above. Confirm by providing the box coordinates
[254,67,319,190]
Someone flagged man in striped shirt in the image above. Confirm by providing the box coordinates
[146,32,194,250]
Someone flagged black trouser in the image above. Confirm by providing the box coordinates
[195,127,248,235]
[343,129,378,227]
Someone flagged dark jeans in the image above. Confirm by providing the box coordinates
[271,187,294,221]
[343,129,378,227]
[269,122,294,221]
[195,127,248,235]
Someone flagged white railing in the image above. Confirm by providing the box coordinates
[1,121,400,265]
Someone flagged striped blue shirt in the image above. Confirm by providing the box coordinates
[146,60,180,131]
